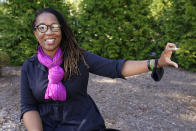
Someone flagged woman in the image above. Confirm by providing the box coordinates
[20,8,178,131]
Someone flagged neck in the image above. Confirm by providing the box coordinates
[47,51,56,58]
[43,49,58,59]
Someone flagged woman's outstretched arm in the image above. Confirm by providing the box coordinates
[121,43,178,77]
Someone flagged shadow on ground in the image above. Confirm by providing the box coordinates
[0,66,196,131]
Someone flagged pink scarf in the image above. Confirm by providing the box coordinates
[37,45,66,101]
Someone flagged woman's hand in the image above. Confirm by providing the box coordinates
[158,42,178,68]
[121,42,178,77]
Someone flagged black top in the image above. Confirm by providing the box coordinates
[20,51,126,131]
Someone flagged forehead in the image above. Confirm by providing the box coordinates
[35,12,59,25]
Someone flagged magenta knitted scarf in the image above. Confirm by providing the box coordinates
[37,45,66,101]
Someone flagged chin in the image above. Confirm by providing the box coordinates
[43,45,59,51]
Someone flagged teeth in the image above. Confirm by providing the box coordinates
[46,39,55,42]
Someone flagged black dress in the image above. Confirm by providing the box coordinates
[20,51,126,131]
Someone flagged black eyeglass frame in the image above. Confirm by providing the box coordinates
[34,23,61,33]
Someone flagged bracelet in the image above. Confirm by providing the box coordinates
[147,59,156,71]
[147,60,151,71]
[150,59,154,71]
[155,59,159,68]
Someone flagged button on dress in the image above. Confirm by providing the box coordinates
[20,51,126,131]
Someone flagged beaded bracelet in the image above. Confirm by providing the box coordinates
[147,59,152,71]
[147,59,156,71]
[150,60,154,71]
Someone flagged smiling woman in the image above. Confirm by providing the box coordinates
[20,8,178,131]
[33,13,62,58]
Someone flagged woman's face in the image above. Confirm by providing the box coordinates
[34,12,62,57]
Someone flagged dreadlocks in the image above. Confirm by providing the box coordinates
[32,8,89,80]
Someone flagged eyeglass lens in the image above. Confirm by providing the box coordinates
[36,24,60,33]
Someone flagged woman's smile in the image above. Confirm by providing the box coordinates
[45,38,56,45]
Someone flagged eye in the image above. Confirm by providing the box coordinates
[37,24,47,32]
[51,24,61,31]
[51,24,60,28]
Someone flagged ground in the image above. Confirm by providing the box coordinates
[0,66,196,131]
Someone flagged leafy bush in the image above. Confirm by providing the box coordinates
[76,0,156,60]
[149,0,196,71]
[0,0,195,71]
[0,49,10,66]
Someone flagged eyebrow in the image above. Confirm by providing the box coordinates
[36,22,59,26]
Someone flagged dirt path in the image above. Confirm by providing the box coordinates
[0,66,196,131]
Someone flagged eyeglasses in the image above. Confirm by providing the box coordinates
[34,23,61,33]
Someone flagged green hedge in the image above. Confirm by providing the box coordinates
[75,0,196,71]
[0,0,195,71]
[76,0,156,60]
[0,50,10,66]
[149,0,196,71]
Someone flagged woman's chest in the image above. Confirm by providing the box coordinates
[27,63,89,102]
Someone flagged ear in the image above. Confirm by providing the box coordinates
[33,31,37,38]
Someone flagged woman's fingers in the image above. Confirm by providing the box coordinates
[165,42,178,52]
[166,42,176,49]
[159,42,179,68]
[167,47,178,51]
[163,42,179,56]
[168,60,178,68]
[165,43,178,68]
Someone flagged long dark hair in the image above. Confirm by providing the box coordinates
[32,8,88,79]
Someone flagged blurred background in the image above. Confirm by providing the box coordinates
[0,0,195,72]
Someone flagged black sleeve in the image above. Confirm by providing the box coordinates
[20,61,39,121]
[83,51,126,79]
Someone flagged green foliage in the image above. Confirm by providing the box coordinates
[176,40,196,71]
[149,0,196,71]
[177,0,196,71]
[77,0,156,60]
[0,49,10,66]
[0,0,195,71]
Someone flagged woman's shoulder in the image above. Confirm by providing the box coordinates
[82,51,100,60]
[82,50,91,57]
[22,54,38,71]
[82,51,111,67]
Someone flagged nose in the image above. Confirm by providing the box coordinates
[45,27,53,34]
